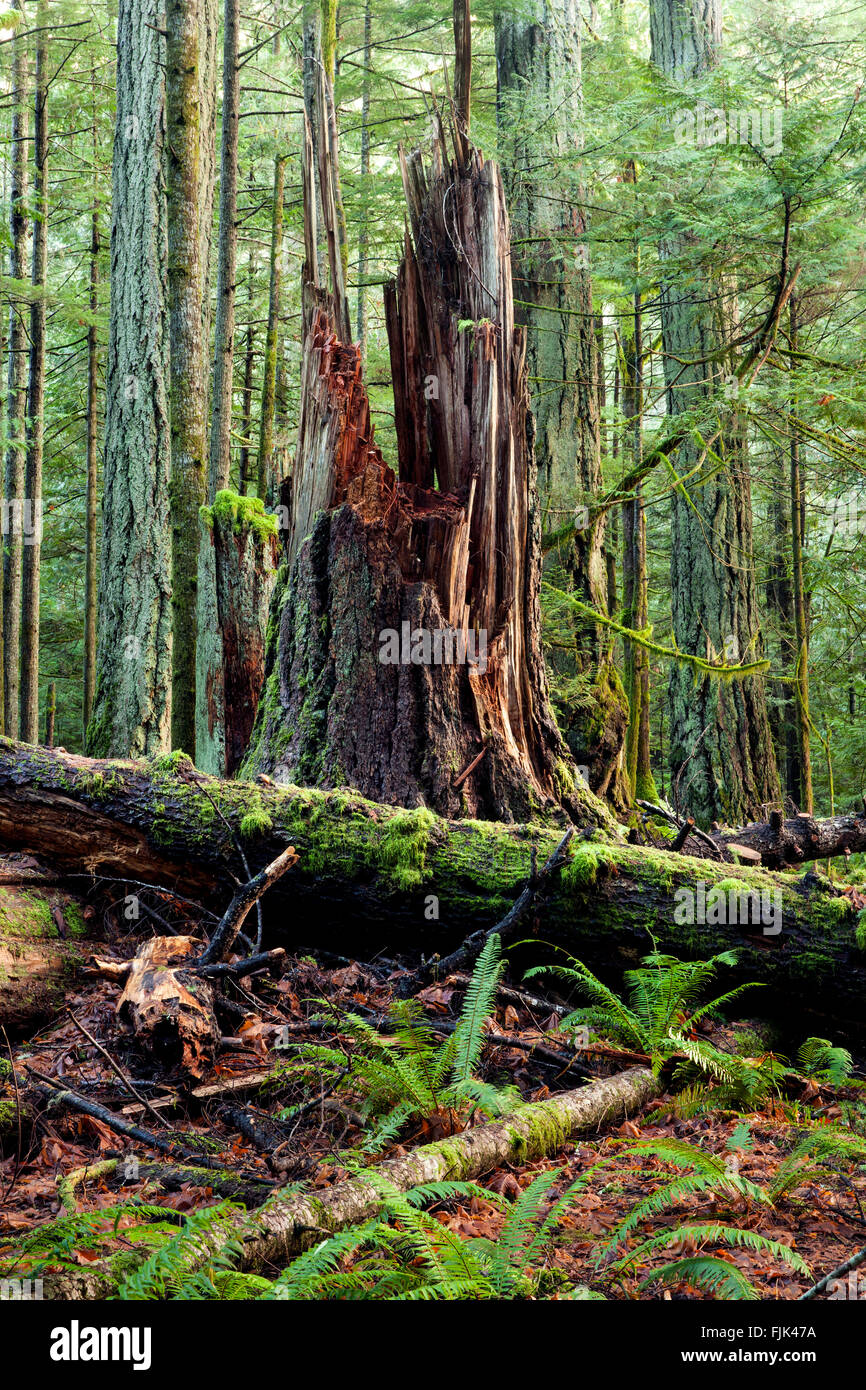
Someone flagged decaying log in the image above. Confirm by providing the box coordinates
[43,1066,658,1297]
[56,1158,274,1212]
[0,868,96,1033]
[240,93,604,827]
[639,799,866,869]
[1,743,865,1030]
[711,808,866,869]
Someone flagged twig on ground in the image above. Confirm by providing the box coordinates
[66,1009,172,1130]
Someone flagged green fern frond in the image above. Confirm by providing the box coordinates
[451,933,505,1084]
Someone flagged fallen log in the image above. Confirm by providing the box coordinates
[43,1065,658,1298]
[0,742,864,1029]
[711,808,866,869]
[638,799,866,869]
[0,869,97,1033]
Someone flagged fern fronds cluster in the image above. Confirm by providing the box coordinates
[278,935,519,1153]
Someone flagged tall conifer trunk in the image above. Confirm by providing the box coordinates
[496,0,628,806]
[4,26,30,739]
[20,16,47,744]
[167,0,208,756]
[649,0,780,825]
[87,0,172,758]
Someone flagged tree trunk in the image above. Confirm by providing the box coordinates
[0,743,863,1029]
[86,0,172,759]
[620,245,657,804]
[789,296,813,813]
[649,0,781,827]
[208,0,240,496]
[167,0,208,758]
[237,226,257,494]
[195,493,279,776]
[496,0,629,806]
[255,155,286,501]
[767,443,798,805]
[4,27,30,739]
[197,0,218,393]
[355,0,372,359]
[45,679,55,747]
[83,68,101,743]
[20,16,47,746]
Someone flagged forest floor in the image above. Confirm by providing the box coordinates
[3,933,865,1300]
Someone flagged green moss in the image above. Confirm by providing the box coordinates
[151,750,194,775]
[239,805,274,839]
[856,908,866,952]
[562,844,617,892]
[202,489,278,549]
[375,808,438,890]
[74,767,124,801]
[62,901,88,940]
[0,888,54,938]
[714,878,753,898]
[552,759,575,799]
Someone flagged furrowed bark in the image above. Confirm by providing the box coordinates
[0,743,864,1030]
[496,0,629,807]
[20,12,47,745]
[87,0,172,758]
[4,26,30,738]
[256,155,286,501]
[208,0,240,497]
[167,0,208,758]
[83,66,101,742]
[649,0,781,827]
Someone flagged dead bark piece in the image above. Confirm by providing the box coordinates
[117,936,220,1079]
[196,492,280,778]
[43,1066,659,1298]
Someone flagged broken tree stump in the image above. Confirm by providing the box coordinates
[241,107,598,825]
[195,491,280,777]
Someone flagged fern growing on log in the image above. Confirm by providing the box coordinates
[261,1169,601,1301]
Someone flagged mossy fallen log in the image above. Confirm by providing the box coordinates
[0,873,94,1034]
[42,1066,658,1298]
[0,741,863,1031]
